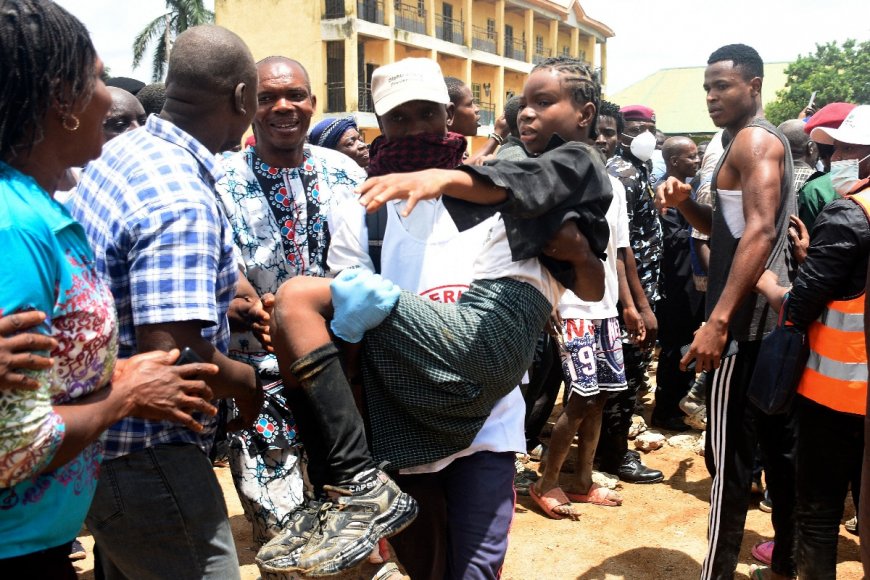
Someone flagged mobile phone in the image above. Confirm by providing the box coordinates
[175,347,204,366]
[807,90,817,110]
[679,340,738,372]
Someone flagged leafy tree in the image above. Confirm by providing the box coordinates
[766,39,870,126]
[132,0,214,81]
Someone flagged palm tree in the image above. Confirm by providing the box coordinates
[132,0,214,81]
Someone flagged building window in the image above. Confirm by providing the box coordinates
[535,35,544,54]
[357,0,384,24]
[441,2,454,43]
[325,0,345,18]
[486,18,495,39]
[326,41,346,113]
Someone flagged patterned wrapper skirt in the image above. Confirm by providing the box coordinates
[228,380,306,546]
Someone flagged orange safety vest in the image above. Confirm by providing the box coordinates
[796,188,870,415]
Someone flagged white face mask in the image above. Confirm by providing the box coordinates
[829,153,870,195]
[626,130,657,162]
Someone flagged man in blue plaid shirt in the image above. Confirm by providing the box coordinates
[68,26,261,579]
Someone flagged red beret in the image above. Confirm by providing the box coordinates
[620,105,656,123]
[804,102,856,135]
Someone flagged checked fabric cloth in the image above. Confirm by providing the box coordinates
[362,278,551,470]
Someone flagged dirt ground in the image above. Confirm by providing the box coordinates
[73,391,863,580]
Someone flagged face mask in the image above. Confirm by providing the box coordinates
[829,153,870,195]
[625,130,657,162]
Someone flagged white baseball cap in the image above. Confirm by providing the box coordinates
[370,58,450,116]
[810,104,870,146]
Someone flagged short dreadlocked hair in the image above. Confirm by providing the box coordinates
[0,0,97,161]
[598,100,623,135]
[531,56,601,139]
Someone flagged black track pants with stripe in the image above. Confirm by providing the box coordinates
[700,341,798,580]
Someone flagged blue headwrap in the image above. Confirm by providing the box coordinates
[308,115,358,150]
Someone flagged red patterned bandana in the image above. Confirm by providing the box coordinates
[366,132,467,176]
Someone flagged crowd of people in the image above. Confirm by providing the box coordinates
[1,1,869,579]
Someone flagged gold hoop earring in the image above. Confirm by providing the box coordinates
[63,114,80,132]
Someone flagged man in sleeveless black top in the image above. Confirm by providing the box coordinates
[657,44,798,580]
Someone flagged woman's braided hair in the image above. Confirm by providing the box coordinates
[531,55,601,139]
[0,0,97,160]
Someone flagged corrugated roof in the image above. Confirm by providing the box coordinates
[608,62,790,134]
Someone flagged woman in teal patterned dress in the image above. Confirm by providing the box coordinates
[0,1,220,575]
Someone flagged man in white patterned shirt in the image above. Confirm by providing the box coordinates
[215,56,366,546]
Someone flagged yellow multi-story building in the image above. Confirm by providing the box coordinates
[216,0,612,144]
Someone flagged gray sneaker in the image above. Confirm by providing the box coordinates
[295,469,418,576]
[256,499,326,573]
[680,393,707,430]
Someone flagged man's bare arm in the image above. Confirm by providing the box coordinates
[136,322,262,427]
[655,178,713,235]
[682,128,785,371]
[358,169,505,216]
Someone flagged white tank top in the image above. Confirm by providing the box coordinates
[380,199,527,474]
[717,188,745,238]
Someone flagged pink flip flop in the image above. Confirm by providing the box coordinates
[565,483,623,507]
[529,485,578,520]
[751,540,774,565]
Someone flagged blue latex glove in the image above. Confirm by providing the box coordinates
[330,268,401,343]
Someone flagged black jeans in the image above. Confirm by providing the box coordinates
[596,338,650,471]
[795,396,863,580]
[522,332,563,451]
[1,542,76,580]
[652,343,695,422]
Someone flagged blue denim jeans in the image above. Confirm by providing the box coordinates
[86,443,240,580]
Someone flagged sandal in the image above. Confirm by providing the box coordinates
[565,483,623,507]
[751,540,774,566]
[529,484,578,520]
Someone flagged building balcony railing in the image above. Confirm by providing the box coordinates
[358,81,375,113]
[326,81,347,113]
[504,38,526,62]
[357,0,384,24]
[478,101,496,127]
[471,25,497,54]
[435,14,464,45]
[324,0,345,19]
[394,2,426,34]
[532,48,552,65]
